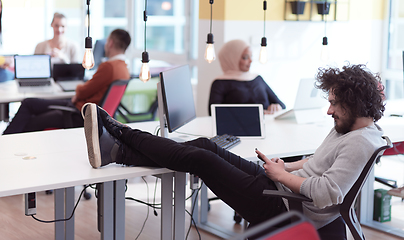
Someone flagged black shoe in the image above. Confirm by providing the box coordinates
[98,106,130,139]
[82,103,122,168]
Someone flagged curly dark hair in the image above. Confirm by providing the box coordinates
[315,64,385,121]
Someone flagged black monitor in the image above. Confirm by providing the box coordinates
[158,65,196,135]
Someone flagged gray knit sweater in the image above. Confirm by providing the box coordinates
[278,124,384,229]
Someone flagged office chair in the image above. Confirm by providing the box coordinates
[263,136,393,240]
[46,79,130,199]
[114,77,159,123]
[229,210,320,240]
[48,79,130,122]
[115,98,158,123]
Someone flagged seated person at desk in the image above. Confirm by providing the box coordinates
[208,39,285,115]
[0,55,14,83]
[2,29,131,135]
[34,13,79,64]
[82,64,385,240]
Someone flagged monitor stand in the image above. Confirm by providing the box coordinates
[157,82,169,138]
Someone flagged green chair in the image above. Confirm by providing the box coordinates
[115,77,159,123]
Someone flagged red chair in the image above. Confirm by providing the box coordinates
[229,211,320,240]
[383,142,404,155]
[48,79,130,126]
[97,79,130,117]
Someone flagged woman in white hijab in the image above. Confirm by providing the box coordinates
[208,39,285,115]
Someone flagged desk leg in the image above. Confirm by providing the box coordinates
[174,172,186,240]
[114,180,126,240]
[0,103,9,122]
[161,172,174,240]
[54,187,75,240]
[194,183,235,239]
[98,181,114,240]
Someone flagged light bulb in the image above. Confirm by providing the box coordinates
[139,63,151,82]
[139,52,151,82]
[259,37,268,64]
[321,37,329,62]
[259,47,267,64]
[205,44,215,63]
[204,33,216,63]
[82,37,94,70]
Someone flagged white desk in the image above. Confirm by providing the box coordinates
[0,80,74,121]
[1,101,403,239]
[0,121,186,240]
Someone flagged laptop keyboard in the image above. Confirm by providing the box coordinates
[210,134,241,150]
[19,80,51,87]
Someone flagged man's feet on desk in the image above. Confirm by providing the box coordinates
[82,103,123,168]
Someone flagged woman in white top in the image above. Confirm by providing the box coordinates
[34,13,79,65]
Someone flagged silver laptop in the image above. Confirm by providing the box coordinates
[275,78,328,123]
[211,104,266,139]
[14,55,52,88]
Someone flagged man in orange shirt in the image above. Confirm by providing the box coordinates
[2,29,131,134]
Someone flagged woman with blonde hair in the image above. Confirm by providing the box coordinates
[35,12,79,64]
[208,39,285,115]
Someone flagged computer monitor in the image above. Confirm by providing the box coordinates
[157,65,196,137]
[93,39,107,69]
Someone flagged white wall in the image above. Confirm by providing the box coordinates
[196,19,384,117]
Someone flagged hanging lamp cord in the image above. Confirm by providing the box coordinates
[263,0,267,38]
[144,0,148,52]
[209,0,213,34]
[87,0,90,38]
[323,1,327,37]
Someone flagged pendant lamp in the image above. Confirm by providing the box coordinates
[204,0,215,63]
[259,0,268,64]
[320,1,329,62]
[139,0,151,82]
[82,0,95,70]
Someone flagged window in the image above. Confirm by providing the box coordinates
[1,0,196,77]
[383,0,404,100]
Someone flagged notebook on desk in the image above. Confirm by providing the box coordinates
[211,104,265,139]
[14,55,53,91]
[53,63,85,92]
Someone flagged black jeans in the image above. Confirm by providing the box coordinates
[3,98,83,135]
[118,129,287,226]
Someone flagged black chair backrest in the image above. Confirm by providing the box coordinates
[340,136,393,240]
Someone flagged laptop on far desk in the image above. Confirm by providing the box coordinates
[275,78,328,124]
[53,63,85,92]
[14,55,53,91]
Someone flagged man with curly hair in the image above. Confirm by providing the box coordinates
[81,64,385,240]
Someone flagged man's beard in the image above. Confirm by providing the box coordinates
[333,112,356,134]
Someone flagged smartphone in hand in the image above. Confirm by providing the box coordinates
[255,148,266,163]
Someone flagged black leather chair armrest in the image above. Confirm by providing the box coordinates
[263,190,312,212]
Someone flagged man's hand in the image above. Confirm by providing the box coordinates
[256,148,306,193]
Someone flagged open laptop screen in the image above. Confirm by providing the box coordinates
[211,104,265,138]
[14,55,51,79]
